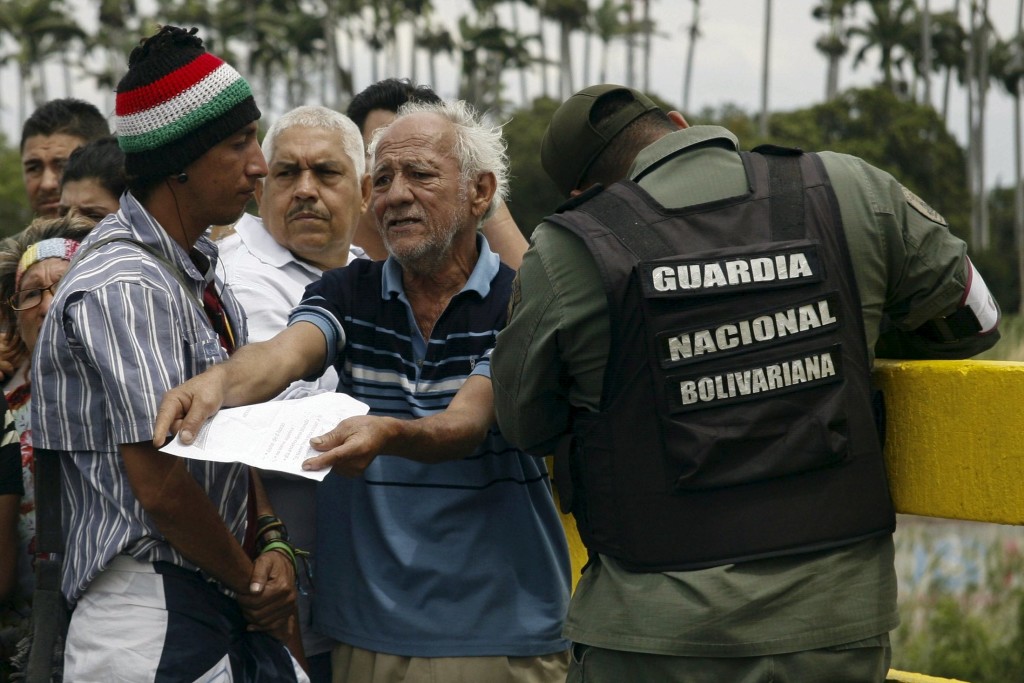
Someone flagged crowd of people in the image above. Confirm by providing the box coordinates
[0,21,1003,683]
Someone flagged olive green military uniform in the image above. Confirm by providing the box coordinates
[492,125,978,681]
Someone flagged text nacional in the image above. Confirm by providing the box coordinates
[662,298,839,365]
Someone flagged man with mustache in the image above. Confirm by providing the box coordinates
[218,104,370,683]
[157,99,571,683]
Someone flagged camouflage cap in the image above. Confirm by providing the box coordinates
[540,84,661,197]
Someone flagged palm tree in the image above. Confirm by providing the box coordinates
[920,0,932,106]
[848,0,917,93]
[813,0,855,101]
[930,7,967,122]
[87,0,146,114]
[322,0,346,106]
[457,0,534,112]
[416,21,456,93]
[759,0,772,137]
[966,0,992,249]
[1015,0,1024,313]
[507,0,538,105]
[398,0,432,84]
[0,0,86,122]
[363,0,405,84]
[540,0,589,100]
[624,0,636,86]
[640,0,653,91]
[682,0,700,112]
[592,0,624,85]
[990,8,1024,309]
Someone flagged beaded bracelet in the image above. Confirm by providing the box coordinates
[258,537,314,590]
[255,515,289,543]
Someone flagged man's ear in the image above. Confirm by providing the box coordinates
[469,172,497,218]
[359,173,371,214]
[668,110,689,129]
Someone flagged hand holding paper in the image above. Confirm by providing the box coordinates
[159,392,370,481]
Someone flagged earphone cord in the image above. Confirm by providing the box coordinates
[165,177,237,352]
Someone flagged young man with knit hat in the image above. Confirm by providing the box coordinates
[30,25,309,682]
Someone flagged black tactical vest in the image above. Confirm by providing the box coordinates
[547,147,895,572]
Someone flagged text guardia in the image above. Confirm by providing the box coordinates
[651,252,814,292]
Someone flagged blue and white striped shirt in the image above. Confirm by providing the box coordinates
[288,236,570,657]
[31,192,250,604]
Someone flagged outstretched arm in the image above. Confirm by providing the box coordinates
[154,322,328,447]
[302,374,495,477]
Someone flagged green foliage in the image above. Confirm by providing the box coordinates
[977,313,1024,361]
[503,96,564,239]
[748,87,969,243]
[0,132,31,238]
[892,520,1024,679]
[977,187,1021,314]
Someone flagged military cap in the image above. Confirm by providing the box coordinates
[541,84,661,197]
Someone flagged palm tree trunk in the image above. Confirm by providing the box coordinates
[600,38,610,84]
[559,19,573,99]
[975,0,989,249]
[583,23,592,88]
[347,23,359,96]
[642,0,651,91]
[324,2,342,108]
[683,0,700,112]
[825,4,842,101]
[62,51,72,98]
[759,0,772,137]
[921,0,932,107]
[1015,0,1024,314]
[942,0,962,120]
[538,4,550,98]
[17,65,27,129]
[625,0,636,87]
[430,52,439,94]
[967,0,990,250]
[511,1,528,105]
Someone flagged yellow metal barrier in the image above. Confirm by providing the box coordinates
[886,672,969,683]
[874,360,1024,525]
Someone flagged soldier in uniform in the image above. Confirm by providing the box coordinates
[489,84,1000,682]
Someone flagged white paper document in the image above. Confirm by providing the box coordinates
[159,392,371,481]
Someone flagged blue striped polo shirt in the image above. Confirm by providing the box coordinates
[289,236,570,657]
[31,193,250,604]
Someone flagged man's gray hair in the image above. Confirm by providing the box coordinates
[368,99,509,221]
[262,105,365,177]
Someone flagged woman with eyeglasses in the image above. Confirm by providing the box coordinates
[0,214,93,662]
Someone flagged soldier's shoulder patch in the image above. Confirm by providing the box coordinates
[901,185,947,226]
[506,271,522,321]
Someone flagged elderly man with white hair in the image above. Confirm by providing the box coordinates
[218,104,370,682]
[157,100,571,683]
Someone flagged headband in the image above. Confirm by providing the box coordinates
[16,238,81,290]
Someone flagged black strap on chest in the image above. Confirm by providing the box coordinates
[33,448,63,555]
[753,144,807,242]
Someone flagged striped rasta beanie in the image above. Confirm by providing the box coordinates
[115,26,260,180]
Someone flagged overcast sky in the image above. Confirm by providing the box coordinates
[6,0,1018,190]
[415,0,1018,190]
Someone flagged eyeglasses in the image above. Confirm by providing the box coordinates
[9,280,62,311]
